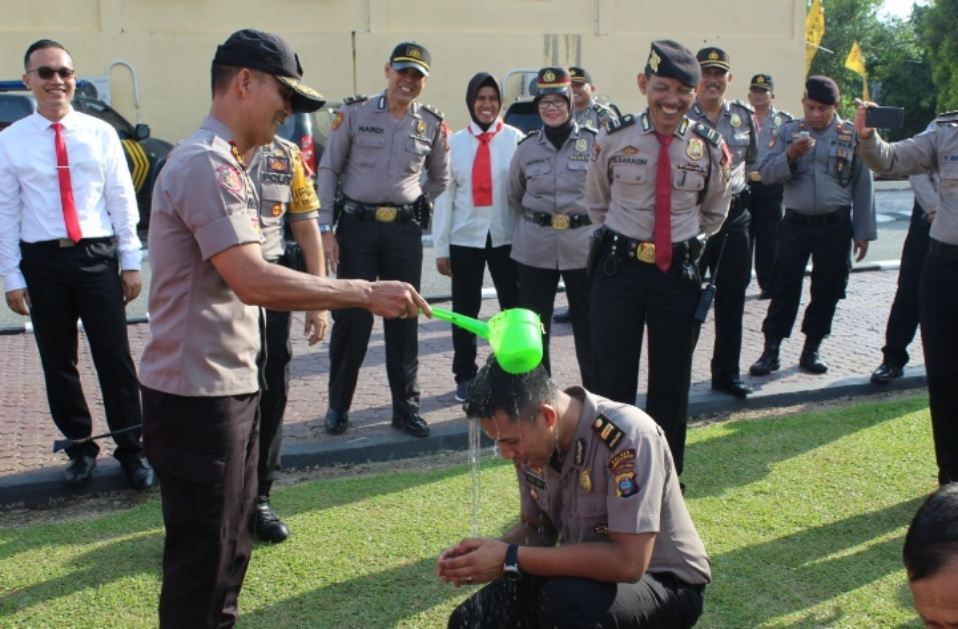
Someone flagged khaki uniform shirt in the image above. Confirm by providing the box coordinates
[508,124,597,270]
[141,116,262,396]
[248,137,320,262]
[516,387,712,586]
[750,107,794,182]
[759,115,877,241]
[858,113,958,245]
[689,100,758,196]
[316,92,450,225]
[585,111,732,241]
[574,100,617,132]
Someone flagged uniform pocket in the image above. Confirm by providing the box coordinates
[612,165,646,184]
[673,169,705,191]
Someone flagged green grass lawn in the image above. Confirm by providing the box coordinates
[0,394,936,628]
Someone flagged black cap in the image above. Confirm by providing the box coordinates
[805,75,840,105]
[535,67,572,96]
[390,42,431,77]
[569,66,593,84]
[213,29,325,113]
[645,40,700,88]
[750,74,774,91]
[696,47,731,71]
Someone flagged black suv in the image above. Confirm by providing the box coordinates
[0,80,173,234]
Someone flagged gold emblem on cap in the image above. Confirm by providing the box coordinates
[544,70,555,83]
[687,137,705,160]
[757,76,766,84]
[407,46,422,59]
[730,113,742,128]
[648,50,661,73]
[575,138,587,152]
[417,120,427,137]
[709,50,719,60]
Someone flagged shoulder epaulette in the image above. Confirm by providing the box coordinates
[579,125,598,135]
[518,129,539,145]
[420,103,444,120]
[593,102,613,114]
[775,110,795,122]
[591,414,625,450]
[693,122,725,147]
[935,110,958,124]
[732,99,755,113]
[606,114,636,134]
[342,94,368,106]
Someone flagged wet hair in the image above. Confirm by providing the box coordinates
[903,483,958,581]
[210,63,244,98]
[24,39,70,70]
[463,355,556,423]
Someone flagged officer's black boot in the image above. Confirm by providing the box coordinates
[799,337,829,374]
[749,336,782,376]
[254,493,290,543]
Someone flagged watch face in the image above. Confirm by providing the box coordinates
[502,566,521,581]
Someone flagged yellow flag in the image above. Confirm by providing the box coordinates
[805,0,825,75]
[844,40,870,101]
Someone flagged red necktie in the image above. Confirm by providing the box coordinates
[52,123,82,243]
[470,121,501,207]
[654,132,673,272]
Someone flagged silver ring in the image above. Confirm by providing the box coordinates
[398,311,408,319]
[465,575,473,583]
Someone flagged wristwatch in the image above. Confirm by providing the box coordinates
[502,543,521,581]
[318,223,333,234]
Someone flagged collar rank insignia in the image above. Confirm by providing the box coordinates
[592,414,624,450]
[574,439,585,466]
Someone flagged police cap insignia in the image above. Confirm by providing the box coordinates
[390,41,431,76]
[544,70,555,83]
[569,66,593,84]
[696,46,731,71]
[646,40,700,88]
[750,74,774,91]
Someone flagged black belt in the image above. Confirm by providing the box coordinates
[522,209,592,230]
[604,229,703,264]
[930,238,958,261]
[22,236,115,249]
[341,199,416,224]
[785,207,850,226]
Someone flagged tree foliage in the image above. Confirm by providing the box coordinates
[919,0,958,113]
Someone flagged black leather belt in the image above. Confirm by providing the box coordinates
[785,207,850,226]
[604,229,703,264]
[341,199,416,223]
[522,209,592,230]
[23,236,115,249]
[930,238,958,261]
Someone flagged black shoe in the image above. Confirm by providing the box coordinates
[871,363,903,384]
[325,409,349,435]
[749,346,781,376]
[392,412,430,438]
[254,495,290,543]
[64,455,96,486]
[455,378,474,403]
[799,350,829,374]
[712,380,753,398]
[119,455,157,491]
[552,308,572,323]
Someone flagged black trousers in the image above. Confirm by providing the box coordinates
[919,249,958,486]
[881,201,931,368]
[328,218,423,415]
[517,263,594,389]
[449,237,519,383]
[761,212,852,343]
[258,306,291,494]
[19,238,142,461]
[142,388,259,629]
[591,243,700,476]
[448,573,704,629]
[699,208,752,386]
[747,181,785,292]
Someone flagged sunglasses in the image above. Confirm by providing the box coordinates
[28,66,76,80]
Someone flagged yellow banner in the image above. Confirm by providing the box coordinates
[844,40,866,76]
[805,0,825,76]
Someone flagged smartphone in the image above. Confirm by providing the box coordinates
[865,106,904,130]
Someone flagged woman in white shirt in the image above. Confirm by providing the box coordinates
[433,72,524,402]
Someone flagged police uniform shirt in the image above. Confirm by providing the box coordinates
[859,116,958,245]
[140,116,262,397]
[688,100,758,195]
[910,171,939,218]
[248,137,320,262]
[574,100,617,132]
[751,107,794,181]
[316,92,450,224]
[516,387,712,586]
[507,123,597,270]
[585,111,731,241]
[759,115,877,242]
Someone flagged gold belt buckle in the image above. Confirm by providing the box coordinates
[375,206,398,222]
[637,242,656,264]
[58,238,76,248]
[749,171,762,182]
[551,214,570,230]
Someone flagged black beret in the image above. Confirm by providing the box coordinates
[645,40,700,88]
[535,67,572,96]
[804,75,840,105]
[390,42,431,77]
[750,74,774,91]
[569,66,593,84]
[696,47,730,71]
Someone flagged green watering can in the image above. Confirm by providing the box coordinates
[430,307,544,374]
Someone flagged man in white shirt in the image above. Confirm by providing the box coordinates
[432,72,524,401]
[0,39,153,490]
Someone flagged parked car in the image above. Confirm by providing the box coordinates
[0,80,173,235]
[276,101,340,183]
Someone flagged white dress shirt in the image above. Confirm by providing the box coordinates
[432,120,524,258]
[0,109,141,292]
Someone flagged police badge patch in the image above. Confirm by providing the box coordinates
[331,111,345,131]
[686,138,705,160]
[575,138,588,152]
[217,165,243,193]
[615,471,640,498]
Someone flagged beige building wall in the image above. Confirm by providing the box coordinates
[0,0,806,142]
